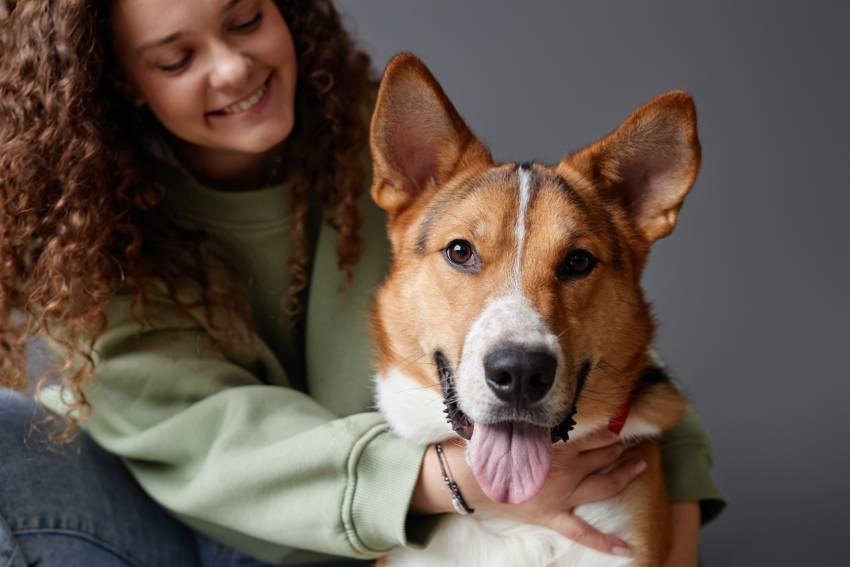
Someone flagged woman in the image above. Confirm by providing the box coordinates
[0,1,724,565]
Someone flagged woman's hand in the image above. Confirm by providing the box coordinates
[411,429,645,557]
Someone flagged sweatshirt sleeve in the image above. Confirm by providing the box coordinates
[660,405,727,525]
[74,292,428,564]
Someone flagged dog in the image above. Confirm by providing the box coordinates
[369,53,699,567]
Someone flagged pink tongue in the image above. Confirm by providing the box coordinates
[468,422,552,504]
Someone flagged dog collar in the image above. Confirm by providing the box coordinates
[608,396,632,435]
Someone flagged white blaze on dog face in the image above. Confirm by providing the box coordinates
[511,166,533,287]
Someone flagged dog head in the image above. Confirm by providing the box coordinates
[370,54,698,503]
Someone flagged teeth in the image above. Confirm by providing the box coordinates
[220,82,266,115]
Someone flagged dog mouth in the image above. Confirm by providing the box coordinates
[435,351,590,503]
[436,352,475,439]
[435,352,589,443]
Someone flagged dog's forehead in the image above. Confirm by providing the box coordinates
[525,166,625,267]
[414,163,595,254]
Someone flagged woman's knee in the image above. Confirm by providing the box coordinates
[0,388,73,471]
[0,388,43,433]
[0,388,110,517]
[0,388,199,566]
[0,388,155,517]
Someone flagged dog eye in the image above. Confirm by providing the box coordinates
[444,240,480,272]
[557,249,597,280]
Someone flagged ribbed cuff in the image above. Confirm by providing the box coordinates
[342,424,428,556]
[662,443,727,525]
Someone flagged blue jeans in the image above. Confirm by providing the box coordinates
[0,389,371,567]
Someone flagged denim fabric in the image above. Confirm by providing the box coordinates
[0,389,372,567]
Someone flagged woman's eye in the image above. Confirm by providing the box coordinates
[444,240,480,272]
[233,11,263,31]
[159,52,192,73]
[557,249,597,281]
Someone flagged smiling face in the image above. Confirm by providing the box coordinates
[111,0,296,160]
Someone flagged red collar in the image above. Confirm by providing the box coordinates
[607,396,632,435]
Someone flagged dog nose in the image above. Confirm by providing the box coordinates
[483,347,557,406]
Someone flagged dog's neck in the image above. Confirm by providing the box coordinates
[607,396,632,435]
[608,362,668,434]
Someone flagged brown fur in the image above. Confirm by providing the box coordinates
[370,53,700,564]
[618,442,670,566]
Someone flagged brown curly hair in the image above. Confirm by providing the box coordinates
[0,0,373,421]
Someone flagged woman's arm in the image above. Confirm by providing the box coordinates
[661,406,726,525]
[43,291,427,564]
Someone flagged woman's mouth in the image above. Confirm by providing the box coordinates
[208,76,271,117]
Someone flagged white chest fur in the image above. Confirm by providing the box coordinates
[374,367,660,567]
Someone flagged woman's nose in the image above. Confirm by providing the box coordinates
[208,43,252,90]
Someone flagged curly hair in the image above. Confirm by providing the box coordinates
[0,0,373,423]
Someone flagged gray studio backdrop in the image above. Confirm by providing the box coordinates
[335,0,849,565]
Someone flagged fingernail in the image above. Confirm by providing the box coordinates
[633,460,647,474]
[611,545,633,557]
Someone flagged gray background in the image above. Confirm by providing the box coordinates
[336,0,849,565]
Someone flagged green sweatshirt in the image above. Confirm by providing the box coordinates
[42,156,724,564]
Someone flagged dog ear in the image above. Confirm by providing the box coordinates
[561,92,701,244]
[370,53,490,216]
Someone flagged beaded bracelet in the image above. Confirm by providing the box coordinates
[434,442,475,515]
